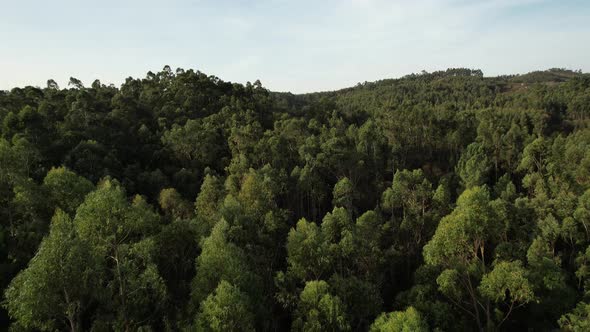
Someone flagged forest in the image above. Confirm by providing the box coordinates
[1,66,590,331]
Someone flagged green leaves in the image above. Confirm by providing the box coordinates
[196,280,255,332]
[43,166,94,215]
[526,237,566,291]
[369,307,428,332]
[518,137,548,175]
[286,219,331,281]
[162,118,228,169]
[479,261,534,304]
[75,179,159,250]
[292,280,350,332]
[436,269,464,299]
[35,178,168,329]
[332,177,355,211]
[456,142,491,189]
[424,186,498,268]
[424,186,535,329]
[4,210,98,331]
[191,219,254,307]
[559,302,590,332]
[158,187,193,220]
[2,66,590,331]
[281,209,389,329]
[195,174,225,231]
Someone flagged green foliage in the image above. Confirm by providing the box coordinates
[4,210,97,331]
[286,219,330,281]
[292,280,350,332]
[75,179,160,250]
[1,67,590,331]
[424,186,499,269]
[43,166,94,215]
[559,302,590,332]
[479,261,534,305]
[333,177,355,211]
[195,280,255,332]
[423,186,536,330]
[72,179,167,329]
[162,118,228,170]
[154,218,200,312]
[191,219,255,307]
[369,307,428,332]
[158,187,193,220]
[456,142,490,188]
[436,268,464,299]
[195,174,225,231]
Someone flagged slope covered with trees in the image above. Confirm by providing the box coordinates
[1,67,590,331]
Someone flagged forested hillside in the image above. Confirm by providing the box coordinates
[1,67,590,331]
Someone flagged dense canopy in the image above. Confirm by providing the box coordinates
[1,67,590,331]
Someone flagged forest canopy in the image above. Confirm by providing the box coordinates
[1,67,590,331]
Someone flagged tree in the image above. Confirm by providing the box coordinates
[195,280,255,332]
[1,65,590,331]
[369,307,428,332]
[423,186,532,330]
[353,210,387,282]
[0,137,46,283]
[191,219,254,307]
[73,179,166,330]
[68,77,84,89]
[43,166,94,216]
[292,280,350,332]
[162,119,228,170]
[195,174,225,231]
[158,187,192,220]
[154,218,200,317]
[4,210,98,332]
[382,169,433,242]
[285,218,330,282]
[321,207,355,277]
[559,302,590,332]
[478,260,535,326]
[456,142,491,188]
[332,177,355,213]
[46,79,59,90]
[382,169,436,280]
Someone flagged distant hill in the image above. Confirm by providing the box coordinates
[507,68,582,83]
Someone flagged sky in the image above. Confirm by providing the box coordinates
[1,0,589,93]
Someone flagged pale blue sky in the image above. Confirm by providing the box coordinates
[1,0,589,93]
